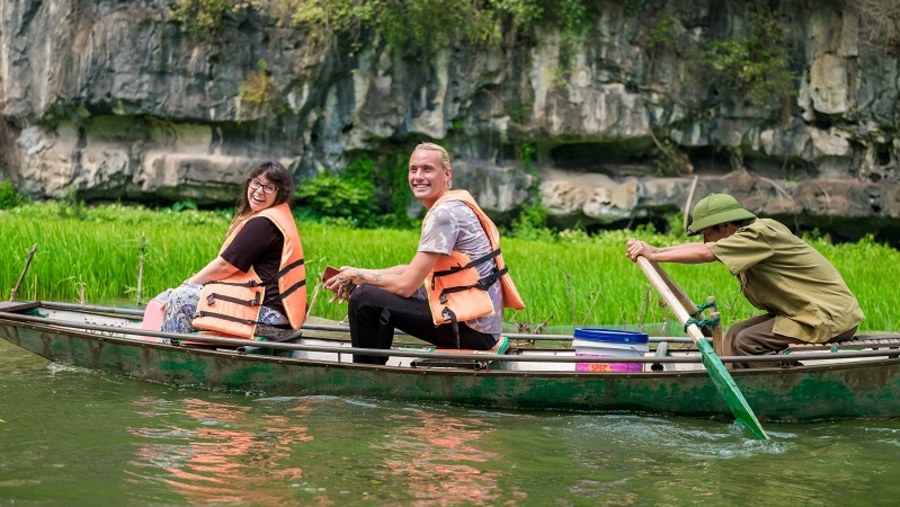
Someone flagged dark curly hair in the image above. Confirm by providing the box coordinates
[229,160,294,232]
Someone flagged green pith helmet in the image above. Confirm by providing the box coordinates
[687,193,757,235]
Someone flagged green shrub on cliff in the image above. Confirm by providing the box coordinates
[281,0,591,50]
[171,0,592,53]
[295,170,378,228]
[0,180,26,210]
[294,154,420,229]
[701,10,795,111]
[238,58,282,116]
[170,0,252,38]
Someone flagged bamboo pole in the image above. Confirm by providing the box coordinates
[682,175,699,232]
[707,295,725,355]
[136,231,145,305]
[306,281,321,320]
[9,243,38,301]
[710,310,724,356]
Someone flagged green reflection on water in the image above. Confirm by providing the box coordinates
[1,340,898,506]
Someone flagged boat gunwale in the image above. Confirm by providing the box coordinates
[28,301,900,347]
[2,308,899,374]
[4,304,900,423]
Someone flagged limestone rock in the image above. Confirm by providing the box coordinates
[0,0,898,240]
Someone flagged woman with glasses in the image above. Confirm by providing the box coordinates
[157,160,307,340]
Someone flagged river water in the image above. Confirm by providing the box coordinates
[1,340,898,506]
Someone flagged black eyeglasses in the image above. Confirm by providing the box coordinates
[249,178,278,195]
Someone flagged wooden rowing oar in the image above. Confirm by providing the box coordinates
[636,256,769,440]
[651,261,724,353]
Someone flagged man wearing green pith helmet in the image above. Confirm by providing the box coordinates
[625,193,864,368]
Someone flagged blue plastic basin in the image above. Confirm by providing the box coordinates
[573,328,649,346]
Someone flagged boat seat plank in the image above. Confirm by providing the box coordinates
[784,334,900,353]
[410,350,497,370]
[410,357,494,370]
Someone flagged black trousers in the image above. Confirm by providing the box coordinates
[347,285,497,364]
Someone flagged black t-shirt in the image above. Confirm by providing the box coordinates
[220,217,285,314]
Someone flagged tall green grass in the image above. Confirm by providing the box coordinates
[1,202,897,332]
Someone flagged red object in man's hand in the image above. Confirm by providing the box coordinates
[322,265,340,283]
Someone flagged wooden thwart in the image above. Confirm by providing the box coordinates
[410,356,495,370]
[412,337,510,370]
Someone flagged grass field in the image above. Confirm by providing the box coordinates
[1,202,898,333]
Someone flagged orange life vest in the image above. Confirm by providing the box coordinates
[424,190,525,328]
[192,203,307,338]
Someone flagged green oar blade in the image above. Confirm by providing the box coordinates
[696,339,769,440]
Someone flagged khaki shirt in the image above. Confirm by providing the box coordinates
[708,219,864,343]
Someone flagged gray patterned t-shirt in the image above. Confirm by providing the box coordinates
[416,200,503,336]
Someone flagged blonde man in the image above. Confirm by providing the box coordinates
[325,143,524,364]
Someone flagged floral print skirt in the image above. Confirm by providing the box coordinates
[159,284,290,339]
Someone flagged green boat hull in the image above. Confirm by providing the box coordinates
[2,318,898,422]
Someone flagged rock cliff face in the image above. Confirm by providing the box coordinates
[1,1,898,241]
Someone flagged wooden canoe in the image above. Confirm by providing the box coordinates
[1,301,898,423]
